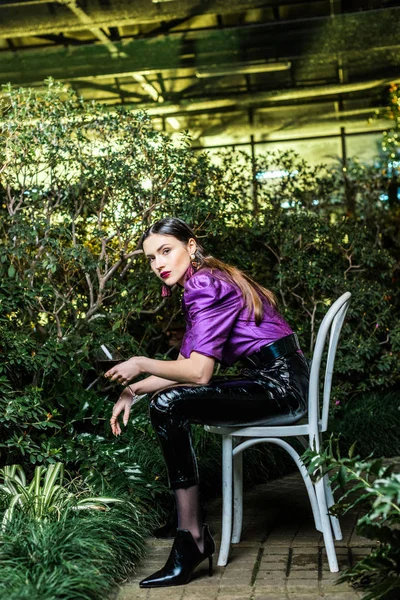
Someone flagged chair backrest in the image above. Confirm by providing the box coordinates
[307,292,351,443]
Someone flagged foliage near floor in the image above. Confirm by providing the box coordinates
[0,503,152,600]
[305,442,400,600]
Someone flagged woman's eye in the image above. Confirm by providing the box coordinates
[163,248,170,255]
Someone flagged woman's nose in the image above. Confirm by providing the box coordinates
[155,255,165,270]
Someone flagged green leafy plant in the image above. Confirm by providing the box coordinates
[304,440,400,600]
[0,462,124,527]
[331,391,400,458]
[0,502,151,600]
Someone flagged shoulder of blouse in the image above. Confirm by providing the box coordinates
[183,268,242,312]
[183,267,238,293]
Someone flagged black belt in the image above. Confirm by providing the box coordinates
[243,333,301,368]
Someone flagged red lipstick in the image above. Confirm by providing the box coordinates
[160,271,171,279]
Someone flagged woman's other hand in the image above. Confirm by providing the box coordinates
[104,357,141,386]
[110,387,136,436]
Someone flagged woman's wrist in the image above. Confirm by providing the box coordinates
[128,356,145,375]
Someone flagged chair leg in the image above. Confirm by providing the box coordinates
[263,438,323,532]
[232,449,243,544]
[323,474,342,541]
[295,454,323,533]
[218,435,233,566]
[315,478,339,572]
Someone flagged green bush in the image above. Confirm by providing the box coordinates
[331,391,400,458]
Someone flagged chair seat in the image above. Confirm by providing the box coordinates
[205,419,325,438]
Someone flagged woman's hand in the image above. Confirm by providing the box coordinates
[110,386,136,436]
[104,357,141,386]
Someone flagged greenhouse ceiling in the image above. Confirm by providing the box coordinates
[0,0,399,147]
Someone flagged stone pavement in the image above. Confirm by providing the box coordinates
[115,471,372,600]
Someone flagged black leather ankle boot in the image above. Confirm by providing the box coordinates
[139,525,215,588]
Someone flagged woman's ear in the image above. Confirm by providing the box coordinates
[187,238,197,255]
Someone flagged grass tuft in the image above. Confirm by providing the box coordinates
[0,501,151,599]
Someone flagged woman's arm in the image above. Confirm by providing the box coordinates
[108,352,215,436]
[135,352,214,385]
[128,353,185,395]
[106,351,215,388]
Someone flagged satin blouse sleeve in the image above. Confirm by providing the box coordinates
[180,272,243,362]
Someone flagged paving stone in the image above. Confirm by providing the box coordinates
[287,571,319,580]
[286,580,319,591]
[115,586,149,600]
[351,547,374,556]
[257,562,287,571]
[321,580,358,592]
[321,574,342,583]
[182,591,218,600]
[231,540,260,547]
[291,538,320,547]
[226,557,258,567]
[262,547,290,556]
[348,534,372,546]
[253,595,288,600]
[230,546,260,555]
[147,590,185,599]
[216,585,253,596]
[255,572,287,582]
[216,595,252,600]
[322,595,360,599]
[287,595,324,600]
[220,573,252,585]
[223,567,254,579]
[219,579,252,588]
[188,575,221,587]
[255,579,286,595]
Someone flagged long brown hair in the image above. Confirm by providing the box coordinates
[141,217,277,324]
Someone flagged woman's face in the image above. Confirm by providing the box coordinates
[143,233,196,287]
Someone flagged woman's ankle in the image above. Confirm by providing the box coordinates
[192,528,204,553]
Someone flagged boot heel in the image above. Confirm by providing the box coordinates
[208,555,213,577]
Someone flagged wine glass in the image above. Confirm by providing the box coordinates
[94,344,146,405]
[95,344,125,375]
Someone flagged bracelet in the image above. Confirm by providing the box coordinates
[128,385,146,405]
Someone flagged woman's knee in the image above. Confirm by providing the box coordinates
[149,388,176,418]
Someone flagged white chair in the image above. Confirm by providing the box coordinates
[206,292,351,573]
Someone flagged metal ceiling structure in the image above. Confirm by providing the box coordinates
[0,0,399,155]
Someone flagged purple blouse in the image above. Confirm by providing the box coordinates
[180,268,294,366]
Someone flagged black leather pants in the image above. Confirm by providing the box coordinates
[149,352,309,490]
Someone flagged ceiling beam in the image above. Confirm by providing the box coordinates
[0,0,337,37]
[60,0,164,103]
[118,78,400,118]
[61,0,123,58]
[35,33,83,45]
[1,8,400,86]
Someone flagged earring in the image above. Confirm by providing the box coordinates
[184,252,199,282]
[190,251,201,269]
[185,263,196,280]
[161,284,172,297]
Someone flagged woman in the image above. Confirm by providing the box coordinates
[105,217,309,588]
